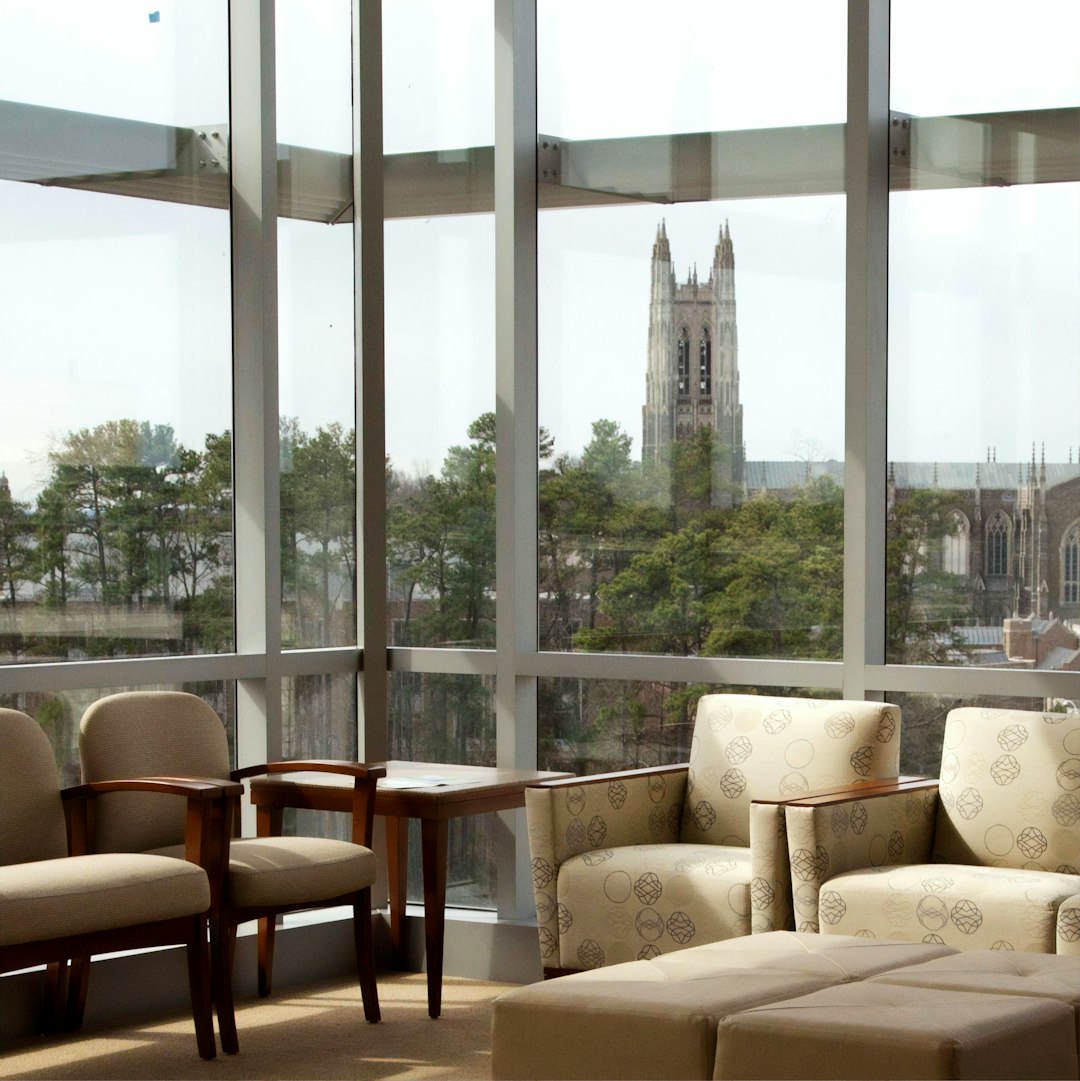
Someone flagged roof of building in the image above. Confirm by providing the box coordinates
[1039,646,1080,670]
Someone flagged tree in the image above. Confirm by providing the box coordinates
[0,478,32,610]
[886,489,971,664]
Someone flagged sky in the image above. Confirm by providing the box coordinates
[1,0,1078,501]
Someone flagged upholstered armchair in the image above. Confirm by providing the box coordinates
[79,691,383,1054]
[784,706,1080,951]
[526,694,901,973]
[0,707,239,1059]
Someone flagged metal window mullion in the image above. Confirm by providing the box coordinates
[230,0,281,780]
[843,0,890,700]
[354,0,388,763]
[494,0,538,921]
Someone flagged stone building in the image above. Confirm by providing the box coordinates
[641,220,743,501]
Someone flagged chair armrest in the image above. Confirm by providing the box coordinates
[234,760,384,847]
[525,764,689,964]
[231,760,386,782]
[61,776,239,898]
[784,779,939,932]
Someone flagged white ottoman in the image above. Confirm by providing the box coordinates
[872,950,1080,1074]
[491,932,956,1080]
[713,981,1077,1080]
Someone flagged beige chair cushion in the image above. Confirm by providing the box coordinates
[492,931,955,1081]
[555,843,753,969]
[0,852,210,946]
[818,862,1080,952]
[150,836,376,909]
[0,708,69,866]
[714,982,1078,1080]
[681,695,900,845]
[80,691,232,853]
[933,707,1080,874]
[1059,893,1080,955]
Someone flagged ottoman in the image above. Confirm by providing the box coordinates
[491,932,956,1080]
[713,982,1077,1080]
[871,950,1080,1070]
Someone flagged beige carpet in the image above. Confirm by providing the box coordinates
[1,973,512,1081]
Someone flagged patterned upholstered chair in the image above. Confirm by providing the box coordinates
[0,707,237,1059]
[784,706,1080,951]
[526,694,901,974]
[79,691,383,1054]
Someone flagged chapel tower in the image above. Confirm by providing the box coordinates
[641,221,743,501]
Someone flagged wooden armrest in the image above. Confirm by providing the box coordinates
[783,776,938,808]
[232,760,386,782]
[63,776,243,801]
[529,763,687,790]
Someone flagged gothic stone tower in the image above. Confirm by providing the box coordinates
[642,221,744,502]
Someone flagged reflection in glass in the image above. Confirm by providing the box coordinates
[1,681,234,786]
[886,692,1058,778]
[538,678,814,776]
[389,672,496,909]
[277,0,357,649]
[280,672,357,841]
[886,2,1080,667]
[0,4,233,664]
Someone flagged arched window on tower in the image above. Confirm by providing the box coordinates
[942,511,970,576]
[677,328,690,396]
[1062,521,1080,604]
[985,511,1011,577]
[699,326,711,395]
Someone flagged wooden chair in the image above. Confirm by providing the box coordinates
[0,707,238,1059]
[78,690,384,1054]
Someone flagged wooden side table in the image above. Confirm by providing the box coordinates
[250,760,571,1017]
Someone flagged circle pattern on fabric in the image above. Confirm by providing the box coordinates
[785,738,814,769]
[635,908,665,941]
[984,824,1014,856]
[604,871,633,903]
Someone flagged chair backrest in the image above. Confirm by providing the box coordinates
[679,694,901,845]
[0,708,70,866]
[933,706,1080,872]
[80,691,232,853]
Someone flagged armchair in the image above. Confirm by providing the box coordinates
[526,694,901,973]
[0,707,238,1059]
[78,691,383,1054]
[784,706,1080,951]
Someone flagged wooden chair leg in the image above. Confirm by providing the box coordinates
[354,890,380,1023]
[257,915,275,998]
[186,916,217,1060]
[65,955,91,1031]
[210,915,239,1055]
[42,961,68,1035]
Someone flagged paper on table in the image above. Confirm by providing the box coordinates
[378,774,459,790]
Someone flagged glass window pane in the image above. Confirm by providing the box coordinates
[384,3,495,651]
[539,678,824,775]
[538,2,846,660]
[281,671,357,841]
[389,671,496,909]
[886,692,1062,777]
[277,0,357,649]
[2,681,235,785]
[887,1,1080,667]
[0,3,233,663]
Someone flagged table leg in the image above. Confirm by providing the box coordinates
[385,815,409,969]
[420,818,449,1019]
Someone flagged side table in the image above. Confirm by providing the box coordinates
[250,760,571,1017]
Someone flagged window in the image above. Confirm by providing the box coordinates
[1063,522,1080,604]
[986,512,1011,577]
[699,326,712,395]
[677,328,691,395]
[942,511,970,576]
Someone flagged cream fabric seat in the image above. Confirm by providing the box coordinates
[79,690,381,1054]
[785,706,1080,951]
[0,707,226,1059]
[526,694,901,973]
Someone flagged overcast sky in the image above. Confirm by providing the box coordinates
[1,0,1078,501]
